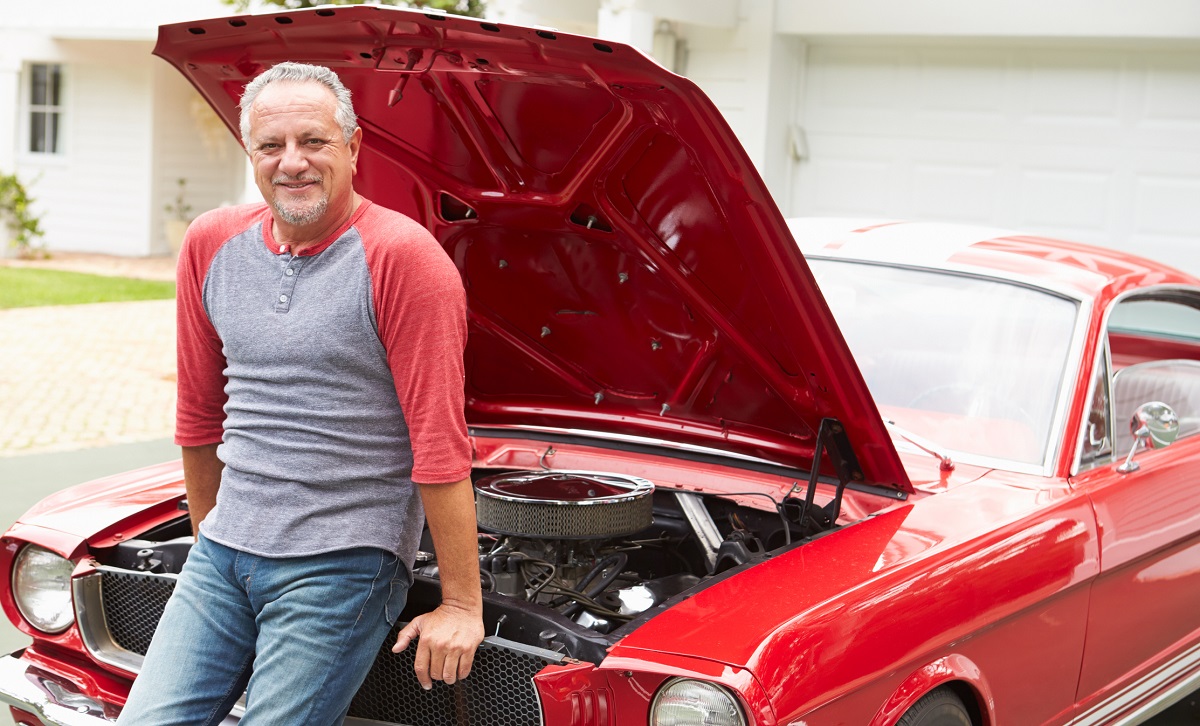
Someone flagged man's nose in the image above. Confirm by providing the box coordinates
[278,142,310,175]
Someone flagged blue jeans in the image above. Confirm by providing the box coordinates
[117,534,410,726]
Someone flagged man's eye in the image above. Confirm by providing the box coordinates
[304,138,325,145]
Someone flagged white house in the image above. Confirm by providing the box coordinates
[5,0,1200,273]
[0,0,246,257]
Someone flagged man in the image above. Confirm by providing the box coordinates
[119,62,484,725]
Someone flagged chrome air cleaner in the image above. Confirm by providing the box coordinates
[474,471,654,539]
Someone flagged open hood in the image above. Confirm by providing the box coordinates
[155,7,910,492]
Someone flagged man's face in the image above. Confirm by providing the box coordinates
[246,80,361,229]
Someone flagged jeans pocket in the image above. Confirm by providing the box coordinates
[384,557,412,624]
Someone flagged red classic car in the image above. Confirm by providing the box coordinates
[2,6,1199,726]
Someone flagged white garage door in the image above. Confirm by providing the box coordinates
[789,43,1200,274]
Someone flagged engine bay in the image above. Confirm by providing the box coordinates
[101,468,838,665]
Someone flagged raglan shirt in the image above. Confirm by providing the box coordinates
[174,199,471,568]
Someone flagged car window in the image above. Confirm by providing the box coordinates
[1078,347,1113,471]
[1109,299,1200,342]
[1107,293,1200,457]
[808,259,1079,467]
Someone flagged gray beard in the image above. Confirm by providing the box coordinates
[273,194,328,227]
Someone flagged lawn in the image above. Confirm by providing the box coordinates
[0,268,175,309]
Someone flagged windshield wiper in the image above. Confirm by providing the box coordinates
[883,419,954,472]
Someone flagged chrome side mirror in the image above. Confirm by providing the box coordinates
[1117,401,1179,473]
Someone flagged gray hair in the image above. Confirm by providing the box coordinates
[239,62,358,147]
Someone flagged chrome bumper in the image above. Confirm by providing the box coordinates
[0,651,401,726]
[0,651,116,725]
[0,653,244,726]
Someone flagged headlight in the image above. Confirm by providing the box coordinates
[12,545,75,633]
[650,678,748,726]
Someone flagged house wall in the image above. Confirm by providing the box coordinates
[0,0,235,257]
[150,61,247,256]
[13,40,156,256]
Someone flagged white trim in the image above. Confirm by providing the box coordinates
[1071,639,1200,726]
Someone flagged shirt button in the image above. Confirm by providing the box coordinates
[285,268,295,276]
[279,245,287,253]
[279,294,288,303]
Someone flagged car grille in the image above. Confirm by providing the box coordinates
[99,570,175,656]
[89,569,553,725]
[348,623,549,726]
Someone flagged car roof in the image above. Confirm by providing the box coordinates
[787,218,1199,299]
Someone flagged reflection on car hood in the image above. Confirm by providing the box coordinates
[153,7,909,492]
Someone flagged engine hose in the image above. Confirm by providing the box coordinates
[560,553,628,617]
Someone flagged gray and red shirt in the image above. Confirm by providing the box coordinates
[175,198,471,566]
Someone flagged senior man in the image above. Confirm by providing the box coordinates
[119,62,484,725]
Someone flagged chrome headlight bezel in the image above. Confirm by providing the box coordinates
[649,676,749,726]
[11,544,76,634]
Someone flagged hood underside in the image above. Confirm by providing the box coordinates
[154,7,910,492]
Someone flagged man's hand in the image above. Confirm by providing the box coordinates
[397,477,484,689]
[392,602,485,689]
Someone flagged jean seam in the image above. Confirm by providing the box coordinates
[200,649,254,726]
[292,550,387,725]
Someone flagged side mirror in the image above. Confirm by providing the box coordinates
[1116,401,1179,473]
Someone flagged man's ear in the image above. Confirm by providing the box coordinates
[349,126,363,175]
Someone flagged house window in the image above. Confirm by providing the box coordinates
[28,63,63,154]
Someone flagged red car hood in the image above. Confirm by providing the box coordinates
[154,7,909,492]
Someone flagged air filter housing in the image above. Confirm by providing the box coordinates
[475,471,655,540]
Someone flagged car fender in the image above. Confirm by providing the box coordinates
[867,654,995,726]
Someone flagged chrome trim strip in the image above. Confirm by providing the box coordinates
[675,493,722,570]
[474,424,790,467]
[1071,640,1200,726]
[481,634,566,664]
[476,471,655,506]
[95,565,180,583]
[72,570,151,675]
[804,250,1093,303]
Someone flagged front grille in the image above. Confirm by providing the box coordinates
[90,570,553,725]
[349,623,550,726]
[99,570,175,656]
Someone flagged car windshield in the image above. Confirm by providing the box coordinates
[808,259,1079,466]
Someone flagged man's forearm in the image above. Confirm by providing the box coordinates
[394,476,484,688]
[181,443,223,536]
[417,477,483,613]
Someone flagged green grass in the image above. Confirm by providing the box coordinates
[0,268,175,309]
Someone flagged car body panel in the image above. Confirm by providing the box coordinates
[1071,443,1200,716]
[13,461,185,555]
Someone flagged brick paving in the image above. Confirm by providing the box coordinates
[0,255,177,457]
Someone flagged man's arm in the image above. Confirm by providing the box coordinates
[181,443,223,536]
[392,476,484,689]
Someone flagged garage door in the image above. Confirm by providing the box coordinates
[789,43,1200,274]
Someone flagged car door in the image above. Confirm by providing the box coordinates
[1069,290,1200,721]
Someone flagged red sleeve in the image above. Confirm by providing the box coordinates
[174,205,267,447]
[359,205,472,484]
